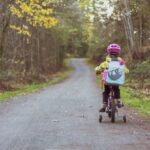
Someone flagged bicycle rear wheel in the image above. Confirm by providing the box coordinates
[111,98,116,123]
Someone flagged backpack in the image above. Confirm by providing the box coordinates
[105,59,125,85]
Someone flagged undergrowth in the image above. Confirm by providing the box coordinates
[0,59,72,102]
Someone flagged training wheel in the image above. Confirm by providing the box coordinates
[108,112,111,118]
[123,115,126,123]
[99,115,103,123]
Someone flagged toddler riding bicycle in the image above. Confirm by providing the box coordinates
[95,44,129,112]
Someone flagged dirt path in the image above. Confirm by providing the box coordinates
[0,59,149,150]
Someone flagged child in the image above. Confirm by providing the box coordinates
[95,44,129,112]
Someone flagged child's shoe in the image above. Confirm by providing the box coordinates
[117,99,124,108]
[99,103,107,112]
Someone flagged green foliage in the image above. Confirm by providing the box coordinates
[131,60,150,78]
[10,0,58,36]
[125,59,150,96]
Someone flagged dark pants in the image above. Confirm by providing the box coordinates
[103,85,120,103]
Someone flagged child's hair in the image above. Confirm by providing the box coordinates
[109,53,118,58]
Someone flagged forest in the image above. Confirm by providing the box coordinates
[0,0,150,95]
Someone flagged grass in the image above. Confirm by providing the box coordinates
[123,59,150,116]
[121,87,150,116]
[0,59,72,102]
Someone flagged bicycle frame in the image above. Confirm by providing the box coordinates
[107,86,114,109]
[106,86,118,122]
[99,85,127,123]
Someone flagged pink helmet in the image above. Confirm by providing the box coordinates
[107,43,121,55]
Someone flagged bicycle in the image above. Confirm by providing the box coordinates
[99,86,126,123]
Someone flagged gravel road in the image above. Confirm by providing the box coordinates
[0,59,150,150]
